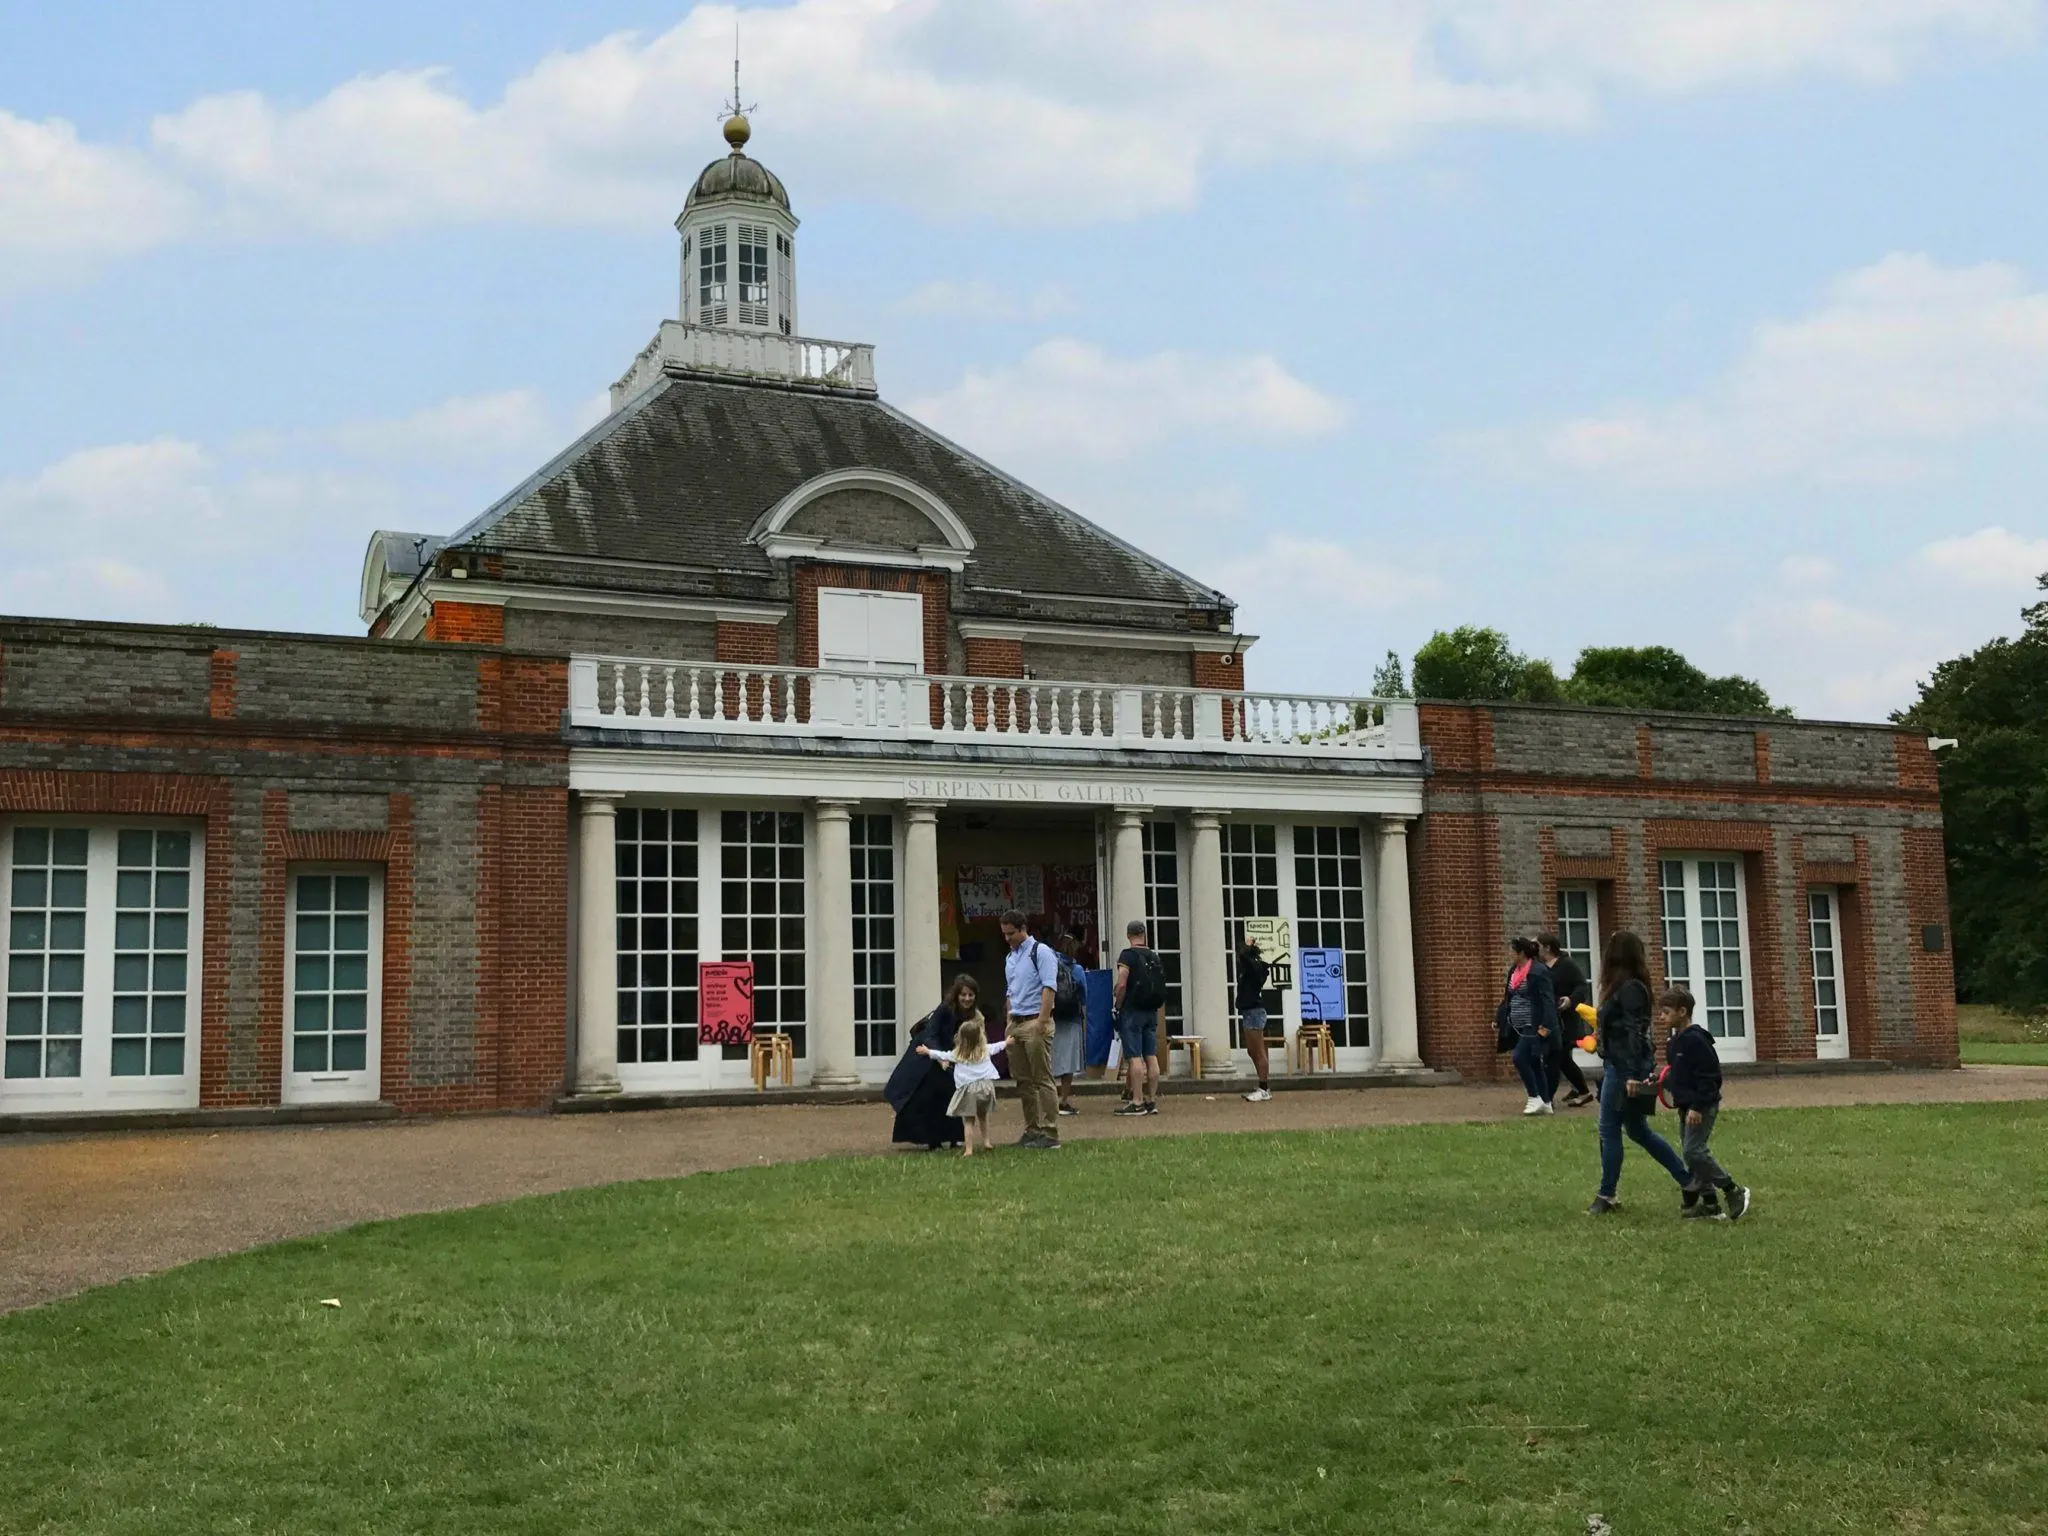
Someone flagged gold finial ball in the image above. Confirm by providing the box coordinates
[723,113,751,151]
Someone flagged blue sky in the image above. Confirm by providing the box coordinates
[4,0,2048,719]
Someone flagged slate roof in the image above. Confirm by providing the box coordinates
[448,374,1234,611]
[684,150,791,213]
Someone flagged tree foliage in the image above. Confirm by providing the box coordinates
[1405,630,1783,715]
[1370,649,1410,699]
[1897,580,2048,1015]
[1411,626,1561,703]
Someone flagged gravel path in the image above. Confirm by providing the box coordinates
[5,1066,2046,1314]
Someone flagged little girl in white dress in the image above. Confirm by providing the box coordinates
[916,1017,1009,1157]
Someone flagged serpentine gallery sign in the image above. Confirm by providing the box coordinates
[900,778,1154,805]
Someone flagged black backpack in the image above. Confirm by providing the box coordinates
[1123,947,1166,1012]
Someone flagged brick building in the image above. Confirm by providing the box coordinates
[0,117,1955,1124]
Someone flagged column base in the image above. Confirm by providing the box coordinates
[1200,1054,1241,1081]
[574,1074,623,1096]
[809,1068,865,1090]
[1373,1057,1430,1073]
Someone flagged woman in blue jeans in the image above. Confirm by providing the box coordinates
[1501,937,1558,1115]
[1587,930,1690,1214]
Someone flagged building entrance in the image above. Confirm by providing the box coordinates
[933,810,1102,1033]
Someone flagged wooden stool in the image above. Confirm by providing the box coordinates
[1292,1022,1336,1074]
[1168,1035,1204,1079]
[748,1032,794,1090]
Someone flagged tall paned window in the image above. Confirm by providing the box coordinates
[1141,821,1184,1029]
[1292,824,1370,1047]
[1220,824,1281,1035]
[737,223,771,326]
[721,811,806,1057]
[774,232,794,334]
[1808,889,1847,1055]
[1555,885,1599,992]
[697,222,729,325]
[616,808,700,1066]
[1659,857,1751,1050]
[3,823,201,1109]
[5,827,87,1081]
[851,815,898,1057]
[287,871,381,1101]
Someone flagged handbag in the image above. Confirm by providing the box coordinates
[1493,995,1516,1054]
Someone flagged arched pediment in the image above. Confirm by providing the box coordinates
[750,468,975,570]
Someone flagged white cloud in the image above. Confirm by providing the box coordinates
[0,391,581,627]
[2,1,2031,282]
[1919,525,2048,589]
[897,279,1076,322]
[1228,535,1444,611]
[908,338,1344,465]
[1526,254,2048,487]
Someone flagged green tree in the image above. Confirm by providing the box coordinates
[1564,645,1790,717]
[1370,649,1409,698]
[1411,626,1562,702]
[1897,578,2048,1015]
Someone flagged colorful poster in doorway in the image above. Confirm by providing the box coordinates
[1242,916,1294,989]
[938,875,961,959]
[955,865,1046,921]
[1047,864,1099,963]
[698,961,755,1045]
[1299,949,1345,1023]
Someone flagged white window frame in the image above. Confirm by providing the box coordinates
[1808,886,1849,1060]
[1658,854,1756,1063]
[283,865,385,1105]
[1555,881,1602,1065]
[1,817,204,1114]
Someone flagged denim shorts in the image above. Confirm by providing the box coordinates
[1117,1008,1159,1061]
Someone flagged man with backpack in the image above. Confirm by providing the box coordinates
[1113,919,1168,1117]
[1000,909,1063,1149]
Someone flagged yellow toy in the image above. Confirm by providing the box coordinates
[1575,1002,1598,1054]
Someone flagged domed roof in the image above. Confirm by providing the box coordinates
[685,117,790,213]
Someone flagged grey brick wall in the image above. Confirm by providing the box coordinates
[785,488,934,546]
[1769,724,1896,787]
[288,791,389,833]
[1019,642,1195,688]
[408,782,480,1088]
[501,609,718,659]
[1488,711,1638,777]
[1,639,212,717]
[1654,726,1755,783]
[234,640,479,730]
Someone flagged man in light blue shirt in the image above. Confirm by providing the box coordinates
[1000,908,1061,1148]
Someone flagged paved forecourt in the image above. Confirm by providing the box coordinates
[5,1066,2045,1314]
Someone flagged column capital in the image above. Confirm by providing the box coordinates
[904,801,945,822]
[812,798,855,819]
[1375,814,1415,838]
[577,791,624,814]
[1111,805,1148,830]
[1188,809,1225,831]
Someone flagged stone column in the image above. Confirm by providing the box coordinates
[810,800,862,1088]
[573,792,623,1095]
[1111,807,1147,951]
[1186,811,1236,1079]
[902,803,944,1020]
[1373,816,1425,1070]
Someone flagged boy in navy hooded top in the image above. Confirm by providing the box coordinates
[1659,987,1752,1222]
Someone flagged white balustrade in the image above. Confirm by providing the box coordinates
[567,655,1422,759]
[610,321,879,409]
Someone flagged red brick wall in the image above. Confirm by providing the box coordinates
[423,601,505,644]
[1193,651,1245,690]
[209,650,237,719]
[1904,825,1959,1066]
[964,637,1024,677]
[1411,810,1506,1080]
[715,621,781,665]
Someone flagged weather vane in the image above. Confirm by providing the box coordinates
[720,26,756,125]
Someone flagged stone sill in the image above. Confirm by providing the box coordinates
[554,1067,1463,1114]
[0,1101,401,1137]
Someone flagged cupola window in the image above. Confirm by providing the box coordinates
[775,232,794,334]
[697,222,729,327]
[737,223,771,327]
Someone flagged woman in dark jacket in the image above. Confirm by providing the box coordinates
[1587,931,1692,1214]
[886,975,982,1149]
[1501,936,1559,1115]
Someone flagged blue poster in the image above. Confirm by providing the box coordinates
[1082,968,1116,1067]
[1299,948,1346,1023]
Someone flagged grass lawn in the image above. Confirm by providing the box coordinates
[5,1105,2048,1535]
[1957,1003,2048,1066]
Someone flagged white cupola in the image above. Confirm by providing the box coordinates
[676,112,798,335]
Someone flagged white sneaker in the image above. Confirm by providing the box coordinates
[1242,1087,1272,1102]
[1523,1097,1545,1115]
[1540,1100,1556,1115]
